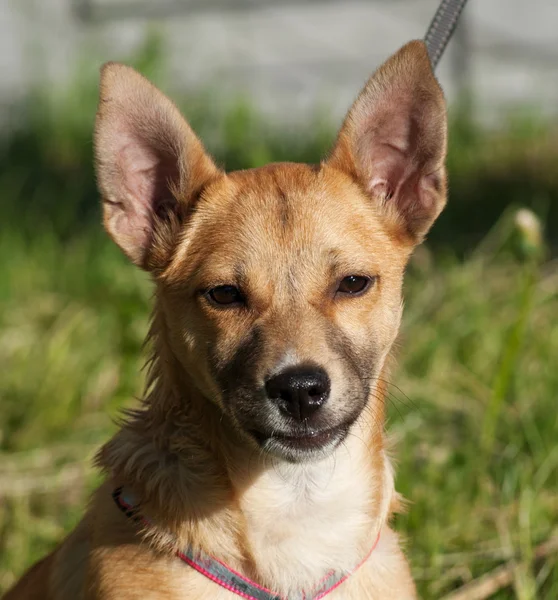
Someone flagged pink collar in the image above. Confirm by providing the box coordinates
[113,487,380,599]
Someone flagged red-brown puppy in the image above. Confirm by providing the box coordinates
[5,40,446,600]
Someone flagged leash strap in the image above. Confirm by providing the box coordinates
[112,486,379,600]
[424,0,469,69]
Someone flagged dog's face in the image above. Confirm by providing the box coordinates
[158,164,410,461]
[94,42,447,462]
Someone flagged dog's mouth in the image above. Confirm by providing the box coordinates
[249,422,350,460]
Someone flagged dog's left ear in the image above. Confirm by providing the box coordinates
[327,40,447,243]
[94,63,219,270]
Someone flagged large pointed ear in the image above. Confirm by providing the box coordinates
[327,40,447,243]
[94,63,219,269]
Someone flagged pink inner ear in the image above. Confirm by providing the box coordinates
[360,108,414,195]
[367,145,408,202]
[367,140,439,219]
[359,104,441,217]
[364,142,412,207]
[103,128,182,260]
[120,136,161,208]
[119,133,180,219]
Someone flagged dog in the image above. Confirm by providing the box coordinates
[4,39,446,599]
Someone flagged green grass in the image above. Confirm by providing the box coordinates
[0,215,557,598]
[394,250,558,598]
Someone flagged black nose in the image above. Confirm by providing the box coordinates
[265,366,331,422]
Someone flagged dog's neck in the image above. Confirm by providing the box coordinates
[97,322,396,594]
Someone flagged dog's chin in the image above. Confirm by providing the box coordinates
[248,423,351,463]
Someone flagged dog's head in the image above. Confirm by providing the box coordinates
[95,41,446,462]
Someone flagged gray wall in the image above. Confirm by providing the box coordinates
[2,0,558,126]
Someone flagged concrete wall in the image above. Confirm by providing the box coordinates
[2,0,558,125]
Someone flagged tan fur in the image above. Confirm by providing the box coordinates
[4,40,446,600]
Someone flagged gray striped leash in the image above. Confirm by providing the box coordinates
[424,0,470,69]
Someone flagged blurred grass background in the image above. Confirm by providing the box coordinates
[0,36,557,599]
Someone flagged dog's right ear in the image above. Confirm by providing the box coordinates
[326,41,447,244]
[94,63,219,269]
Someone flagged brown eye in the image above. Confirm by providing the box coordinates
[337,275,373,296]
[207,285,243,306]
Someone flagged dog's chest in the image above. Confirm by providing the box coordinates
[238,455,375,594]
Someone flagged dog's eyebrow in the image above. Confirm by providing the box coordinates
[194,264,249,292]
[327,250,375,277]
[233,263,248,283]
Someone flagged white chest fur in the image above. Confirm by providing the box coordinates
[236,441,391,597]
